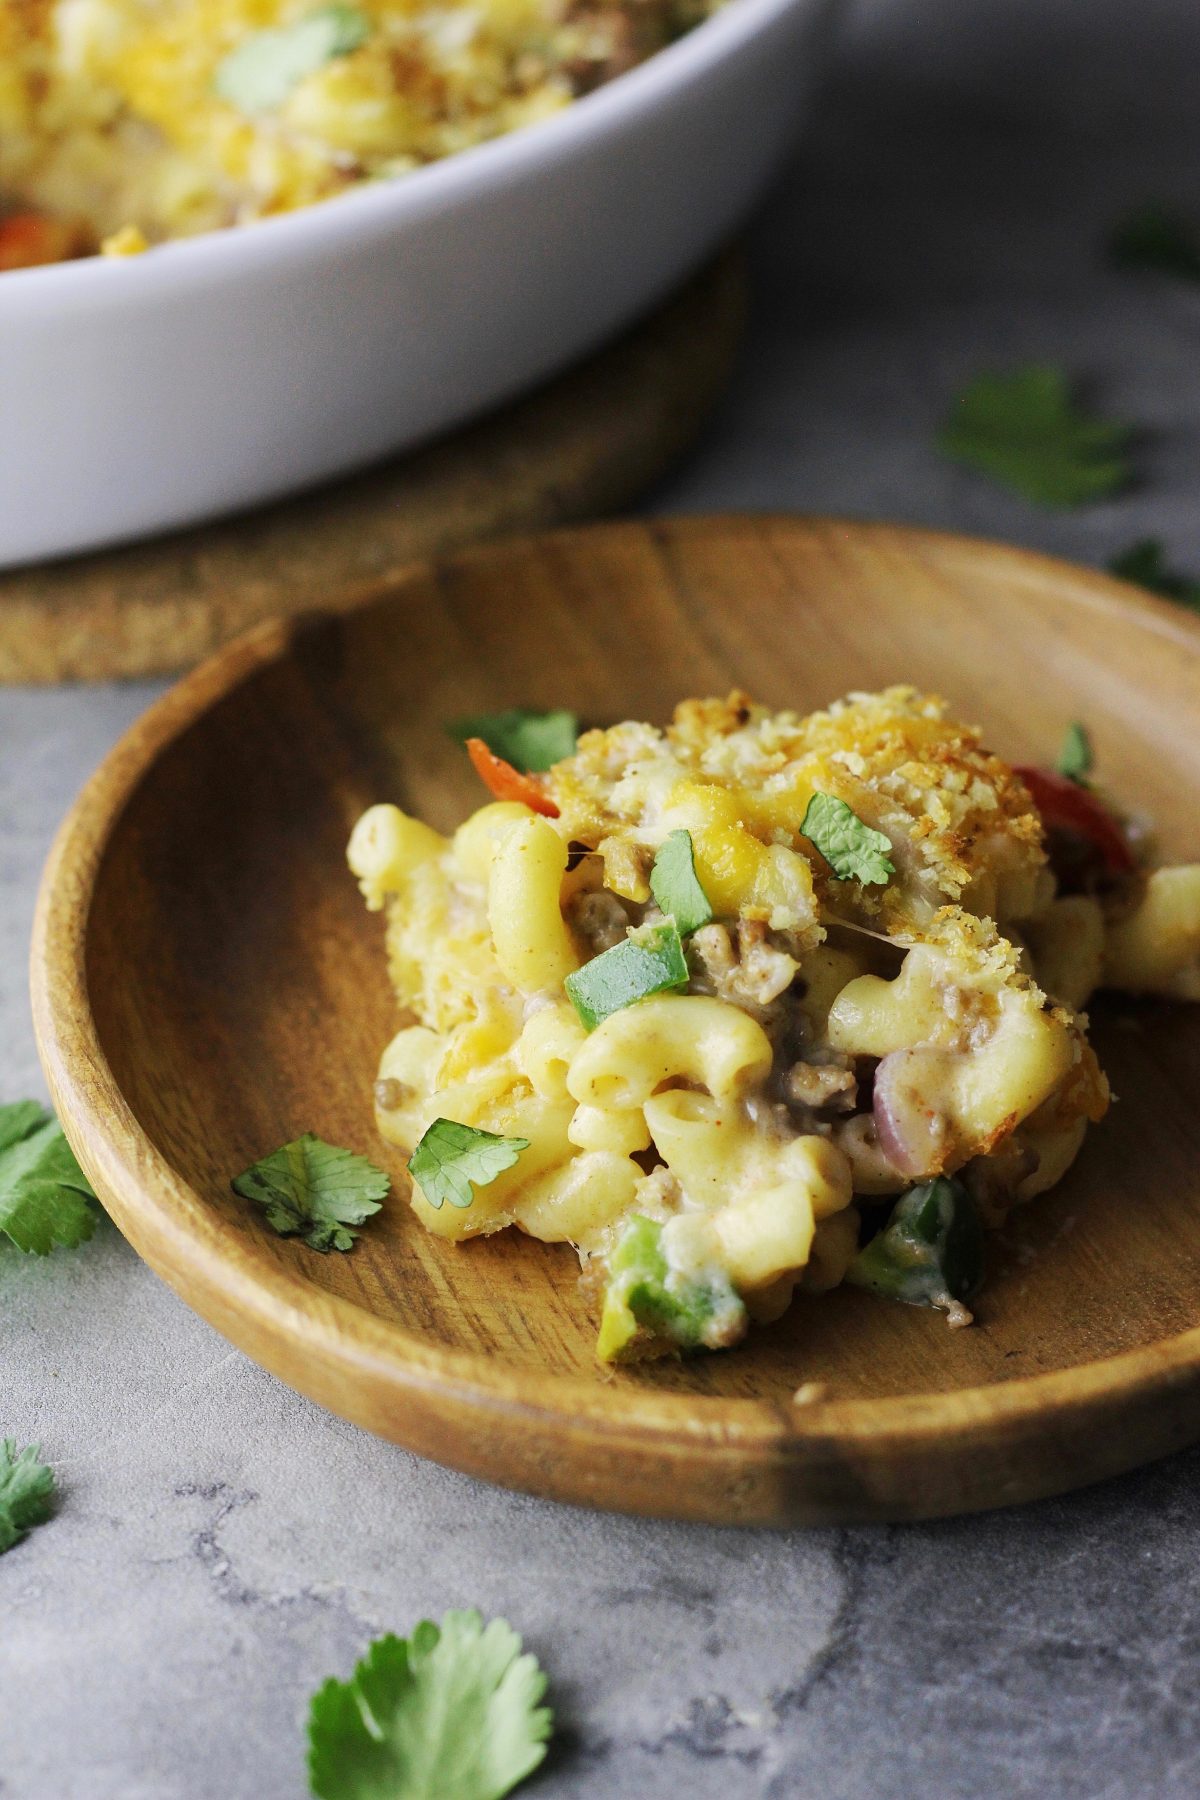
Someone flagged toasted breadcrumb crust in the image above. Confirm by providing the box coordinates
[549,686,1051,927]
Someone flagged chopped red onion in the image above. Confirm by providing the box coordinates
[872,1048,949,1179]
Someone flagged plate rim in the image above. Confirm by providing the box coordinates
[31,514,1200,1512]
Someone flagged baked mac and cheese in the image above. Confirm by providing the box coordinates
[348,688,1200,1363]
[0,0,720,268]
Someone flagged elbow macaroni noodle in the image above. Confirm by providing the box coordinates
[488,815,581,992]
[566,995,774,1112]
[1102,865,1200,999]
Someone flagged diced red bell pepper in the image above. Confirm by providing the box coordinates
[465,738,560,817]
[1015,765,1135,876]
[0,212,80,272]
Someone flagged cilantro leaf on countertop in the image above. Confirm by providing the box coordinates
[448,708,578,773]
[649,830,713,937]
[232,1134,388,1251]
[939,366,1132,507]
[1056,721,1094,784]
[1110,205,1200,282]
[407,1120,529,1211]
[0,1440,55,1556]
[565,920,690,1030]
[801,794,895,886]
[0,1100,97,1255]
[1110,538,1200,611]
[307,1611,553,1800]
[215,5,369,113]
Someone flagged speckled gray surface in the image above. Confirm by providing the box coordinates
[6,2,1200,1795]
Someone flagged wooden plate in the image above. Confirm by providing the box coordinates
[31,516,1200,1525]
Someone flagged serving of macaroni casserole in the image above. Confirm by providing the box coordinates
[348,688,1200,1364]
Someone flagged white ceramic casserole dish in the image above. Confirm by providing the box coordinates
[0,0,837,568]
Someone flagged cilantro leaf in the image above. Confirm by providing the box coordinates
[800,793,894,886]
[1110,538,1200,611]
[939,366,1132,507]
[564,921,689,1030]
[0,1440,55,1556]
[0,1100,97,1255]
[1056,721,1093,784]
[1110,206,1200,282]
[307,1611,552,1800]
[649,830,713,936]
[232,1134,388,1251]
[407,1121,529,1211]
[215,5,369,113]
[448,709,578,774]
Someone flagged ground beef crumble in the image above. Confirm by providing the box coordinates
[566,887,633,954]
[688,919,798,1021]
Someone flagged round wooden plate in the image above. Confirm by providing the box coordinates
[31,516,1200,1525]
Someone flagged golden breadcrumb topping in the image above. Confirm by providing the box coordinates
[549,686,1054,936]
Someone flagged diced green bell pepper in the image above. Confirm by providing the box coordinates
[597,1214,747,1363]
[847,1176,983,1313]
[565,922,689,1032]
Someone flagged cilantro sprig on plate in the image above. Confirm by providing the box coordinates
[308,1611,552,1800]
[232,1134,389,1251]
[0,1440,55,1556]
[0,1100,97,1255]
[801,794,894,886]
[940,365,1132,507]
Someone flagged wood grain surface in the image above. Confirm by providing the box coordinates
[30,515,1200,1524]
[0,253,743,684]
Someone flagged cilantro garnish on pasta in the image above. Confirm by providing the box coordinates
[648,829,714,936]
[408,1120,530,1211]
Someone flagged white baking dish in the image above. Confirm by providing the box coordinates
[0,0,837,568]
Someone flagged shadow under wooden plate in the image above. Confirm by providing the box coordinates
[30,516,1200,1524]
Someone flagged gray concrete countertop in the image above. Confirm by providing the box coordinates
[5,1,1200,1794]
